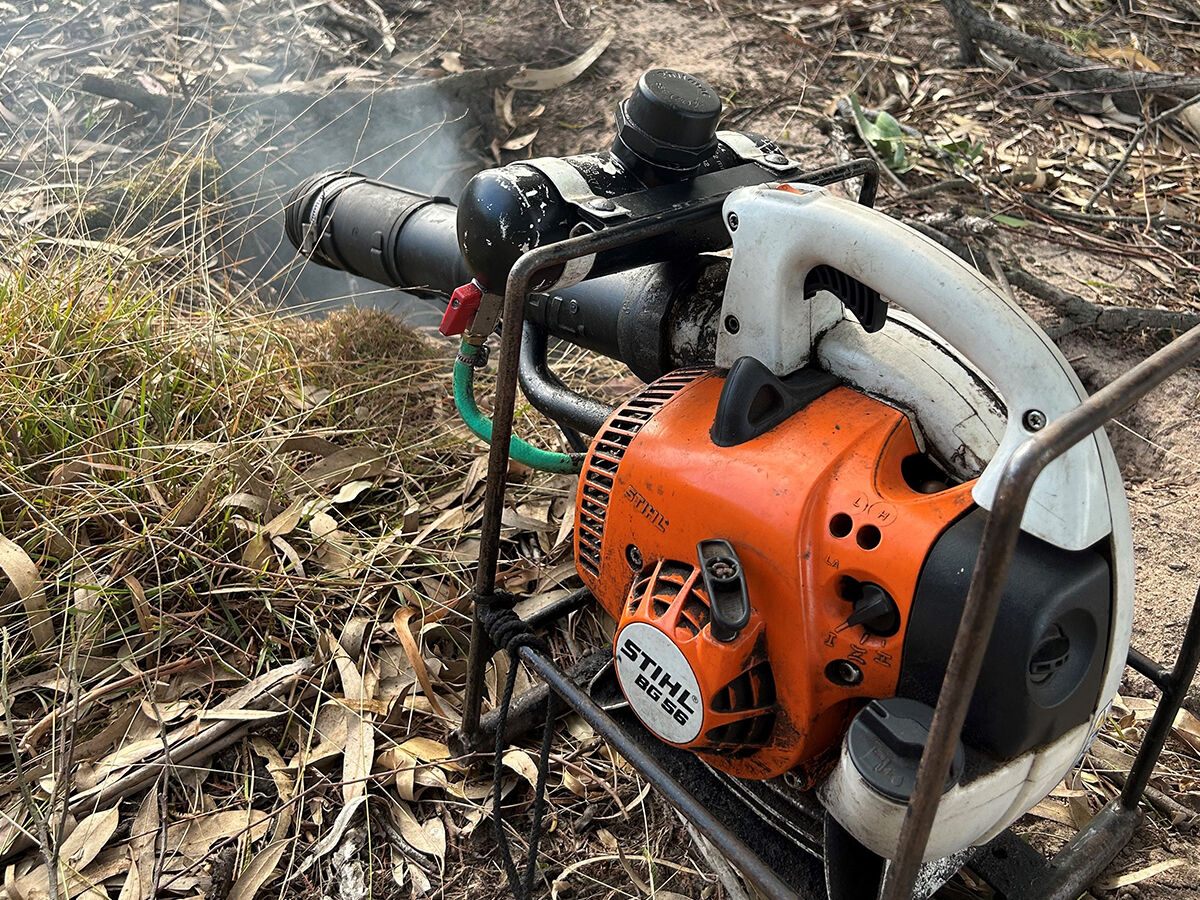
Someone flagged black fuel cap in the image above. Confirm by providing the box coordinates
[846,698,965,802]
[613,69,722,174]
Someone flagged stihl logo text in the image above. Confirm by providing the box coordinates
[620,636,695,727]
[623,486,668,532]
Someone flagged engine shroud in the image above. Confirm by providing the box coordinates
[574,368,975,782]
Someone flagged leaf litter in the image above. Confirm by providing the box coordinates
[2,0,1200,898]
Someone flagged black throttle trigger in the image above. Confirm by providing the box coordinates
[805,264,888,332]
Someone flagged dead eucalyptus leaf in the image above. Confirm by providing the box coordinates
[310,512,338,539]
[388,801,446,861]
[168,467,217,526]
[330,480,373,504]
[250,738,296,815]
[296,796,367,875]
[502,749,539,791]
[18,803,123,898]
[1026,797,1075,827]
[119,786,159,900]
[296,447,385,491]
[0,535,53,648]
[501,129,537,151]
[278,435,340,457]
[508,27,615,91]
[332,632,376,804]
[61,803,121,871]
[264,498,307,537]
[123,574,154,635]
[242,528,272,569]
[1172,708,1200,754]
[226,840,288,900]
[1090,45,1162,72]
[1095,858,1187,889]
[393,607,447,718]
[398,737,452,762]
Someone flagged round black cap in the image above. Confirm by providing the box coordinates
[846,698,965,802]
[613,69,722,173]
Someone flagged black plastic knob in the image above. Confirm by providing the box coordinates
[846,583,900,637]
[613,69,722,175]
[847,698,965,801]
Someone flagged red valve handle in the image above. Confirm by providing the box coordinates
[439,280,484,336]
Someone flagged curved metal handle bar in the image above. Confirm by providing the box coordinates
[518,320,614,437]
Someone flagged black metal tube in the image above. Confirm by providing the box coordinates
[285,171,470,291]
[519,644,798,900]
[1127,647,1173,692]
[882,323,1200,900]
[1035,802,1144,900]
[519,322,615,436]
[1122,583,1200,807]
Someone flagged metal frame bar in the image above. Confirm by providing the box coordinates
[881,323,1200,899]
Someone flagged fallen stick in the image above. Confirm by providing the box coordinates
[1005,267,1200,339]
[1084,91,1200,212]
[943,0,1200,110]
[906,220,1200,339]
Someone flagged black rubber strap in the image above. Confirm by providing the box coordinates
[475,592,555,899]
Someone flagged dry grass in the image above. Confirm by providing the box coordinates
[0,137,676,900]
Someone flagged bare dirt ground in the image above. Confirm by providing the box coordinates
[2,0,1200,898]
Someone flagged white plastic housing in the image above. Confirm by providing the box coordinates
[719,184,1112,552]
[717,183,1133,861]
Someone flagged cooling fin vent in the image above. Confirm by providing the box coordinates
[627,559,712,641]
[576,369,704,578]
[706,662,778,754]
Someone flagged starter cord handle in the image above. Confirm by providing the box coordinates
[454,341,582,474]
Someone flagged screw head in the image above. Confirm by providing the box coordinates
[588,197,616,211]
[625,544,644,571]
[727,212,739,231]
[723,314,741,334]
[1023,409,1047,431]
[764,153,788,165]
[826,659,864,687]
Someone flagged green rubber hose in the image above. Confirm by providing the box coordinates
[453,341,581,474]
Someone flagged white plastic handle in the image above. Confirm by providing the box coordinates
[717,184,1112,551]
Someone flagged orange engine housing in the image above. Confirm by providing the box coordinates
[575,368,975,783]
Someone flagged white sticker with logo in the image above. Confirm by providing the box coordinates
[614,621,703,744]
